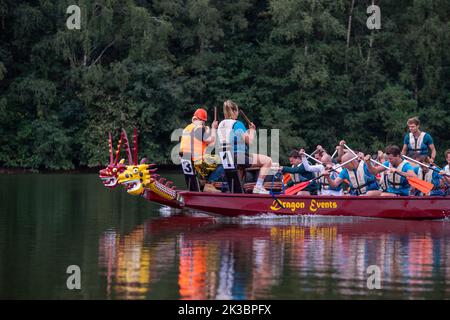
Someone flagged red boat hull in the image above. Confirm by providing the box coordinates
[178,192,450,220]
[143,190,182,209]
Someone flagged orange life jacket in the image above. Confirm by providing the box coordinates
[180,123,209,162]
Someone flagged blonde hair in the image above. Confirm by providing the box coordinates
[223,100,239,119]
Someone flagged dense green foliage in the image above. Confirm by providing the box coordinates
[1,0,450,169]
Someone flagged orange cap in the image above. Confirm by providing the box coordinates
[194,108,207,121]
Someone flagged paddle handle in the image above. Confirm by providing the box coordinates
[302,151,324,165]
[331,150,338,159]
[309,155,358,183]
[370,158,389,170]
[239,110,252,126]
[214,106,217,122]
[344,144,358,158]
[401,155,448,176]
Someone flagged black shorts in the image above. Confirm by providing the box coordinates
[233,152,252,168]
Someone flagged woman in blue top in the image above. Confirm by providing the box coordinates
[217,100,273,194]
[401,117,436,162]
[366,145,417,196]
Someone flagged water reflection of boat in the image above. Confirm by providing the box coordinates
[99,216,450,299]
[98,215,216,299]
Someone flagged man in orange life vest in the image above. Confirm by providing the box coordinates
[180,108,223,192]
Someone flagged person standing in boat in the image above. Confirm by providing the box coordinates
[180,108,223,192]
[217,100,272,194]
[323,152,381,196]
[299,149,343,196]
[365,145,417,196]
[278,150,318,195]
[401,117,436,162]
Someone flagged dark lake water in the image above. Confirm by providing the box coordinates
[1,173,450,299]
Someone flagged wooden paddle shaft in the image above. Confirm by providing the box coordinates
[214,107,217,122]
[239,110,252,126]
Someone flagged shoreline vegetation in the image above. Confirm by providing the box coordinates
[1,1,450,170]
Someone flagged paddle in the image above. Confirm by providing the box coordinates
[214,106,218,122]
[402,155,450,177]
[303,151,324,165]
[331,149,338,159]
[344,143,434,195]
[284,155,358,195]
[370,158,433,195]
[239,109,252,127]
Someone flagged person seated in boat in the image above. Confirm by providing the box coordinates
[410,156,445,196]
[217,100,272,194]
[299,149,343,196]
[365,145,417,197]
[323,152,381,196]
[440,149,450,195]
[278,150,318,195]
[401,116,436,163]
[180,107,223,192]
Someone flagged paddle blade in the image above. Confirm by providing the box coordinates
[407,177,433,195]
[283,174,291,185]
[285,181,310,195]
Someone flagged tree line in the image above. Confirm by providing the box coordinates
[0,0,449,170]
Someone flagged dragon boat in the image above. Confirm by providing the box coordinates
[99,130,450,220]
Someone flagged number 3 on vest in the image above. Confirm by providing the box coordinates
[181,159,195,175]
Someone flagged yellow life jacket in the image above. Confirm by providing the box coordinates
[180,123,208,162]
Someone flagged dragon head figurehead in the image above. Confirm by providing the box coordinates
[117,162,153,195]
[116,128,159,195]
[99,129,134,188]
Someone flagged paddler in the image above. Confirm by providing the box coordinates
[180,107,223,192]
[401,116,436,162]
[299,149,343,196]
[323,152,381,196]
[217,100,272,194]
[279,150,318,195]
[365,145,417,196]
[442,150,450,193]
[410,156,445,196]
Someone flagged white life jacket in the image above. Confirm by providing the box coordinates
[417,167,433,183]
[218,119,237,151]
[444,164,450,175]
[347,161,369,194]
[319,169,339,190]
[379,171,388,191]
[417,167,434,196]
[386,160,408,190]
[409,132,426,153]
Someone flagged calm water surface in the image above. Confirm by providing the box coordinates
[1,173,449,299]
